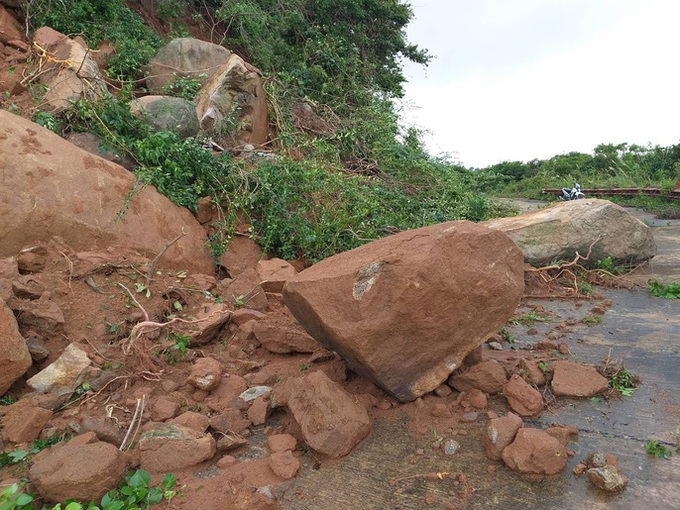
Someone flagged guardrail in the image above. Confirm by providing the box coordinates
[542,187,680,200]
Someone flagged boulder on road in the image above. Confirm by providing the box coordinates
[484,199,656,267]
[145,37,231,94]
[0,110,214,273]
[283,221,524,401]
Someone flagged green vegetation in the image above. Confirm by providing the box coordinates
[607,367,639,397]
[648,279,680,299]
[510,310,548,326]
[595,257,628,276]
[0,470,178,510]
[17,0,509,264]
[581,315,602,326]
[646,440,673,460]
[475,143,680,200]
[498,327,515,343]
[0,435,68,468]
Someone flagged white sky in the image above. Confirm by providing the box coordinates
[400,0,680,168]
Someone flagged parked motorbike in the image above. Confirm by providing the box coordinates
[560,183,585,200]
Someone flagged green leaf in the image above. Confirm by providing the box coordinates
[161,473,177,490]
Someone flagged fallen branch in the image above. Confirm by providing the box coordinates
[120,395,145,451]
[116,283,232,354]
[145,230,187,287]
[527,236,602,273]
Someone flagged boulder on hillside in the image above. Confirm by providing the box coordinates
[483,199,656,267]
[283,221,525,402]
[130,95,200,140]
[0,298,32,395]
[195,53,268,145]
[0,110,214,273]
[32,27,109,112]
[145,38,231,94]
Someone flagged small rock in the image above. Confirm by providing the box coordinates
[239,385,273,402]
[269,450,300,479]
[27,343,91,396]
[518,358,546,386]
[17,247,47,274]
[488,341,503,351]
[210,409,251,434]
[535,340,558,351]
[0,403,53,443]
[551,361,608,397]
[186,304,231,346]
[573,463,588,475]
[443,439,460,455]
[590,306,606,315]
[557,343,570,355]
[502,428,568,476]
[139,423,216,472]
[187,357,223,391]
[246,396,270,426]
[431,403,451,417]
[503,374,543,417]
[434,384,452,397]
[171,411,210,433]
[461,388,488,410]
[376,400,392,411]
[482,412,523,461]
[448,360,507,394]
[587,465,628,492]
[151,397,180,422]
[526,327,538,335]
[216,431,248,451]
[287,370,371,458]
[460,411,478,423]
[267,434,297,453]
[217,455,237,468]
[545,425,579,447]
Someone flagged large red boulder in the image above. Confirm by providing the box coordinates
[283,221,524,401]
[0,110,214,273]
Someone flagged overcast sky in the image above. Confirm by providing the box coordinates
[400,0,680,168]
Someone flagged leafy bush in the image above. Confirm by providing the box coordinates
[648,279,680,299]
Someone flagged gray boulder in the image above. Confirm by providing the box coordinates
[145,37,231,94]
[130,95,200,140]
[484,199,656,267]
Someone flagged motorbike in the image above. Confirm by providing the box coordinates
[560,183,585,200]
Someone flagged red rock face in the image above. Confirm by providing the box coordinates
[0,110,214,273]
[283,221,525,401]
[551,361,609,397]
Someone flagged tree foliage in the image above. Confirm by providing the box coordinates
[215,0,429,108]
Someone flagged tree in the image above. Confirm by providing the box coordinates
[216,0,429,108]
